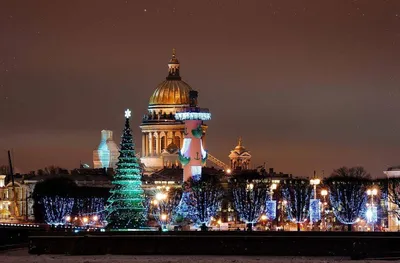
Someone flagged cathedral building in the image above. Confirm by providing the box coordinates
[140,50,207,173]
[229,138,251,170]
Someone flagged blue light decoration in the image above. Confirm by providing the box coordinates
[281,179,312,224]
[41,196,75,225]
[74,197,106,220]
[309,199,321,222]
[231,182,269,224]
[366,206,378,223]
[329,186,367,225]
[177,175,223,226]
[266,200,276,220]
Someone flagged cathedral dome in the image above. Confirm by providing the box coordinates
[149,80,192,105]
[149,49,192,106]
[233,138,247,155]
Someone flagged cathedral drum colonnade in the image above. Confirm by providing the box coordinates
[140,50,208,174]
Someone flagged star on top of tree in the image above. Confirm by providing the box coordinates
[124,109,131,119]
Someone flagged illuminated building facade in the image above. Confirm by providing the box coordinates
[140,50,208,174]
[229,138,251,170]
[93,130,119,169]
[384,166,400,231]
[0,175,34,222]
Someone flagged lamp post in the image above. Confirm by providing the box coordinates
[366,188,378,232]
[321,189,328,231]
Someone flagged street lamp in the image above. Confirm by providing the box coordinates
[156,192,167,201]
[65,215,71,222]
[161,214,167,221]
[366,187,378,232]
[310,178,321,199]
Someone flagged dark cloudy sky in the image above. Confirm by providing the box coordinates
[1,0,400,177]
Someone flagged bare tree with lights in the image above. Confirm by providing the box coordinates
[325,166,371,232]
[181,172,224,226]
[281,179,312,231]
[229,173,270,228]
[149,187,182,229]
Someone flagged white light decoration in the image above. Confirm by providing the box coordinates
[124,109,131,118]
[175,112,211,121]
[266,200,277,220]
[191,166,202,177]
[200,139,207,159]
[180,138,192,156]
[366,206,377,223]
[310,199,321,222]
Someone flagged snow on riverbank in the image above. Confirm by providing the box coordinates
[0,249,388,263]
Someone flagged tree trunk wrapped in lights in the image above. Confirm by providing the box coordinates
[281,179,312,231]
[106,109,146,230]
[229,174,270,225]
[325,166,371,232]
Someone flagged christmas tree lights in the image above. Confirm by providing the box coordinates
[106,109,146,230]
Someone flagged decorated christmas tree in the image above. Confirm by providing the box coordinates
[106,109,146,229]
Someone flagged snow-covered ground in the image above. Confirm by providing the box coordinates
[0,249,395,263]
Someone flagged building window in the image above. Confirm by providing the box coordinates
[161,136,166,151]
[174,136,181,148]
[153,136,157,153]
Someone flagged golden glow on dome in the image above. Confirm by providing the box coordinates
[234,137,246,154]
[149,80,192,105]
[149,49,192,106]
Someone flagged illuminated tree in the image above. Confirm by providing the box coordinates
[149,188,182,227]
[106,109,146,229]
[181,172,224,226]
[325,166,371,231]
[229,172,270,225]
[281,179,312,231]
[32,177,78,224]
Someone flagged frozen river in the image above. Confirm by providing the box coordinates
[1,249,398,263]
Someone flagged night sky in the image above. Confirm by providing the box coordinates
[1,0,400,177]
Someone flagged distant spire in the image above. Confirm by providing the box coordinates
[167,48,181,80]
[238,137,242,146]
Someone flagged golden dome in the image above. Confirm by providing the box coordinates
[149,49,192,106]
[149,79,192,105]
[234,137,247,154]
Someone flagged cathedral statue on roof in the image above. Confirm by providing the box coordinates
[139,49,208,174]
